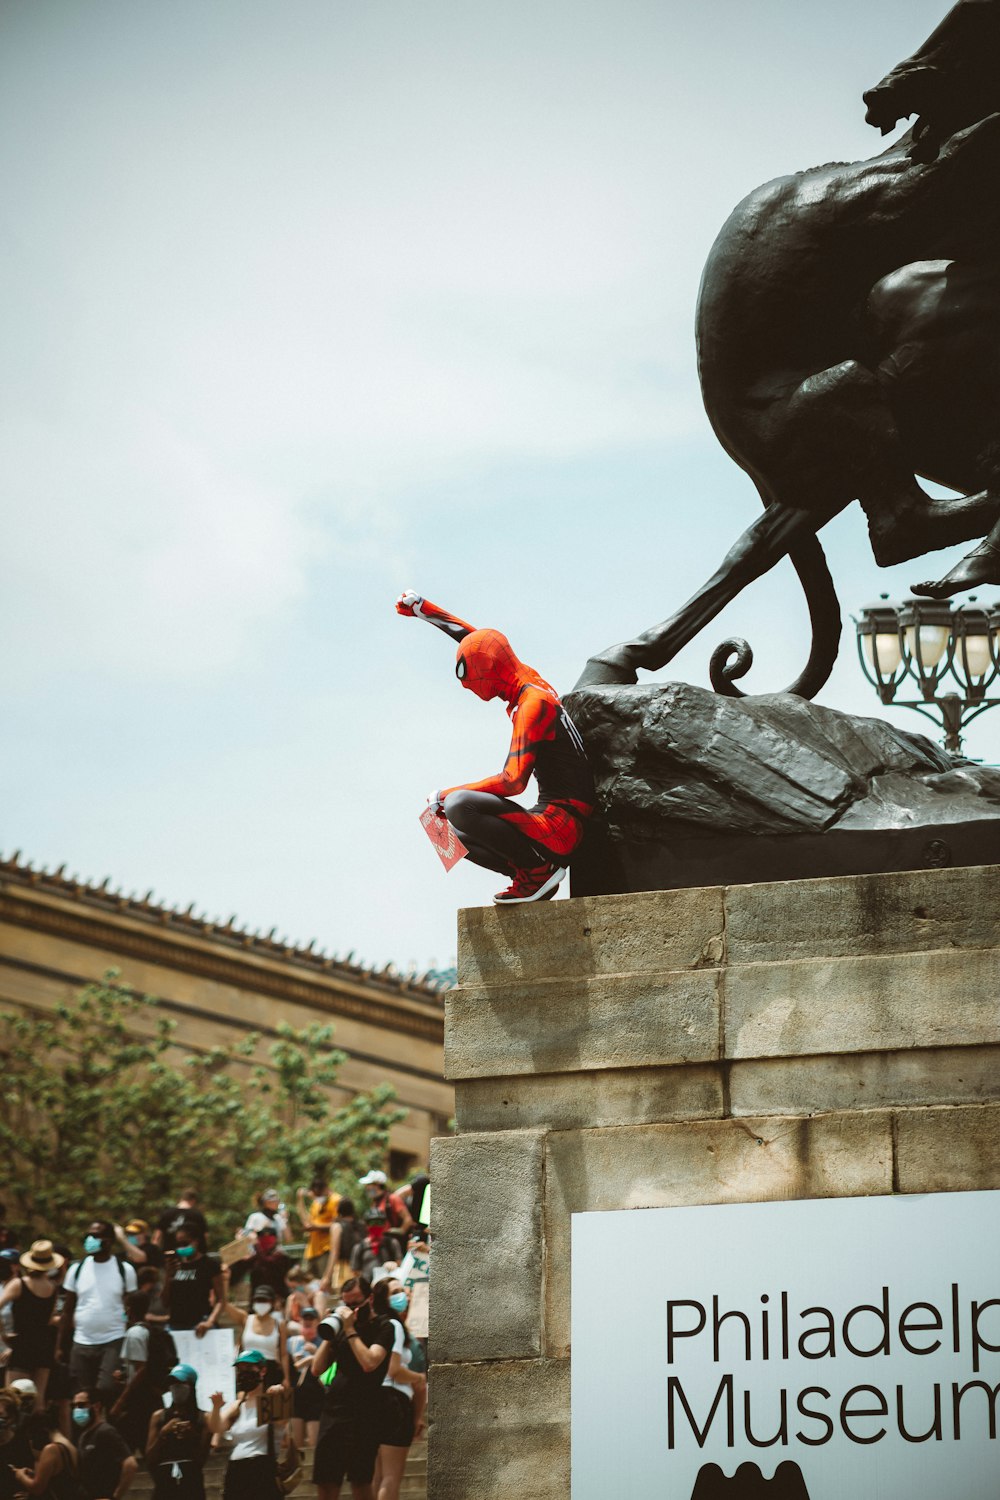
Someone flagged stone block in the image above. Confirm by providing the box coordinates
[730,1047,1000,1117]
[429,1130,544,1362]
[446,967,720,1081]
[896,1103,1000,1193]
[724,947,1000,1060]
[428,1359,569,1500]
[725,864,1000,965]
[543,1112,892,1356]
[455,1063,724,1133]
[456,884,725,988]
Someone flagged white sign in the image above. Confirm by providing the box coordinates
[170,1328,236,1408]
[572,1193,1000,1500]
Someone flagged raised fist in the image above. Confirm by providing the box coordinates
[395,590,423,617]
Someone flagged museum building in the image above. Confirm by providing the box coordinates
[0,851,453,1176]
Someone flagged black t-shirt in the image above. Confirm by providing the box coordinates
[138,1240,165,1269]
[78,1419,130,1500]
[156,1207,208,1250]
[244,1252,293,1299]
[166,1254,220,1330]
[319,1313,394,1422]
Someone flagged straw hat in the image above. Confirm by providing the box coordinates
[19,1240,65,1273]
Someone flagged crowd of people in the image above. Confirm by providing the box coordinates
[0,1169,431,1500]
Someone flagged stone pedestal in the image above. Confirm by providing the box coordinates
[428,863,1000,1499]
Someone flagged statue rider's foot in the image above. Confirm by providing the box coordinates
[911,534,1000,599]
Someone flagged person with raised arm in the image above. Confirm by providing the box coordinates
[395,591,595,904]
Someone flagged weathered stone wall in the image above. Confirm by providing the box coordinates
[428,864,1000,1499]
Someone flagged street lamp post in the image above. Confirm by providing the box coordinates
[855,595,1000,755]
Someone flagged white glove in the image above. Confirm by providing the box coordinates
[396,589,424,617]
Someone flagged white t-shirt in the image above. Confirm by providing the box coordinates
[242,1210,287,1238]
[64,1256,137,1346]
[385,1318,413,1399]
[120,1324,150,1381]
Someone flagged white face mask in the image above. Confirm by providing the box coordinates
[252,1301,273,1316]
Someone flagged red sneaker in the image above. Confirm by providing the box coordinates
[493,862,566,905]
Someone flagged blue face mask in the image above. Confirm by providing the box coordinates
[389,1293,408,1313]
[83,1235,103,1255]
[72,1407,90,1428]
[175,1244,196,1260]
[127,1234,139,1246]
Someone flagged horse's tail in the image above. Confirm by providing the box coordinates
[708,530,842,699]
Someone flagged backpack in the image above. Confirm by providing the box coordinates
[143,1325,178,1394]
[66,1255,128,1290]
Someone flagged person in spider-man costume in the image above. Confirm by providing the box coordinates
[396,590,596,904]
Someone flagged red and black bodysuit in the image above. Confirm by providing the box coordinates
[396,592,595,886]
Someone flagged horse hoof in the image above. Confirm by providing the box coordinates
[573,651,640,690]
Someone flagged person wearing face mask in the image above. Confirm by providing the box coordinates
[288,1307,324,1449]
[230,1229,293,1304]
[240,1190,291,1246]
[0,1241,62,1405]
[145,1364,212,1500]
[114,1221,163,1271]
[58,1224,137,1408]
[371,1282,426,1500]
[71,1389,136,1500]
[160,1230,223,1341]
[217,1271,290,1392]
[355,1175,412,1279]
[310,1275,395,1500]
[209,1350,284,1499]
[396,591,596,903]
[11,1410,82,1498]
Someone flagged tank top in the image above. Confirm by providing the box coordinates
[229,1398,269,1460]
[240,1315,280,1362]
[13,1278,56,1339]
[41,1441,84,1499]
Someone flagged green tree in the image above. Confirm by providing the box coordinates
[0,972,405,1246]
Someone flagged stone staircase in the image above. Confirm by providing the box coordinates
[126,1438,428,1497]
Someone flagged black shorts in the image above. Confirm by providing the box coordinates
[379,1387,415,1448]
[222,1454,277,1500]
[293,1373,324,1422]
[313,1418,380,1487]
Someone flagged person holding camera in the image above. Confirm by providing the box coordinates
[209,1349,285,1500]
[145,1363,212,1500]
[310,1276,395,1500]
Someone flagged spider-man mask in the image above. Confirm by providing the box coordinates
[455,629,526,702]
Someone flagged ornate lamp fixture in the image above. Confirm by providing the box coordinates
[855,595,1000,754]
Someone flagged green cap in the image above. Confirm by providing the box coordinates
[234,1349,267,1366]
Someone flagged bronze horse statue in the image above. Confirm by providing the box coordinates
[576,0,1000,697]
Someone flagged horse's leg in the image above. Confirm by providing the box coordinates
[576,358,911,690]
[575,500,821,687]
[858,260,1000,562]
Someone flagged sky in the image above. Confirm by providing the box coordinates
[3,0,998,974]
